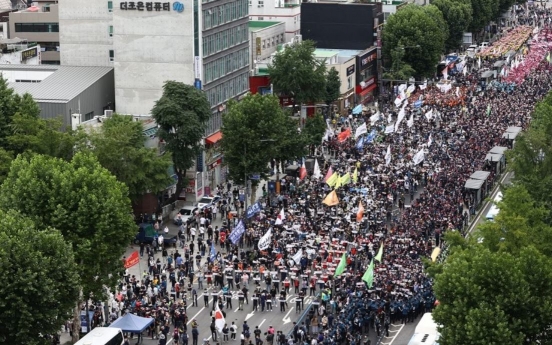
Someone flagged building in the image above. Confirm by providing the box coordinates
[59,0,250,137]
[313,48,360,111]
[355,46,377,105]
[9,2,60,64]
[249,20,285,65]
[0,38,40,64]
[380,0,407,21]
[0,64,114,125]
[248,0,300,41]
[300,2,382,50]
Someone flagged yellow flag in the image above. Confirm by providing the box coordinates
[334,175,342,189]
[340,173,351,185]
[322,190,339,206]
[326,172,338,187]
[353,167,358,183]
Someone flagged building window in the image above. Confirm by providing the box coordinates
[258,0,263,7]
[14,23,59,33]
[84,111,94,121]
[347,76,352,89]
[109,50,114,62]
[258,16,263,20]
[109,25,113,37]
[108,0,113,12]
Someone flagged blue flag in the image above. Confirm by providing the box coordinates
[210,243,217,262]
[229,220,246,244]
[365,129,377,145]
[356,136,365,150]
[246,201,262,219]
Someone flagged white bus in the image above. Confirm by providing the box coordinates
[74,327,124,345]
[485,191,503,221]
[407,313,439,345]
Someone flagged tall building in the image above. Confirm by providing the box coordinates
[58,0,250,135]
[248,0,300,41]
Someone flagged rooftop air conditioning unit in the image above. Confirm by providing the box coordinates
[104,109,113,117]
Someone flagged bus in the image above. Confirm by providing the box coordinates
[485,191,503,221]
[74,327,124,345]
[407,313,439,345]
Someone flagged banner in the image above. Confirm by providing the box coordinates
[258,228,272,250]
[246,201,262,219]
[124,251,139,269]
[229,220,246,244]
[355,122,367,139]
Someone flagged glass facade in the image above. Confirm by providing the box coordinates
[202,22,248,57]
[202,0,248,30]
[15,23,59,32]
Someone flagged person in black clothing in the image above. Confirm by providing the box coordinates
[210,318,218,341]
[204,289,209,307]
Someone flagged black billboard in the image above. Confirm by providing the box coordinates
[301,3,376,50]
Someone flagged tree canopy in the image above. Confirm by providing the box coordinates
[303,112,326,147]
[268,40,327,107]
[432,0,473,51]
[0,210,79,345]
[151,81,211,194]
[76,114,173,201]
[221,94,307,193]
[382,4,447,77]
[324,67,341,106]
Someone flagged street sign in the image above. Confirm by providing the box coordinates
[250,174,260,180]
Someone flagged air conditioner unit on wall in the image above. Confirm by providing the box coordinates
[104,110,113,117]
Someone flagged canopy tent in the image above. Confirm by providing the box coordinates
[502,126,522,140]
[490,146,508,155]
[109,313,154,333]
[352,104,363,115]
[470,170,491,181]
[485,153,503,162]
[464,178,485,190]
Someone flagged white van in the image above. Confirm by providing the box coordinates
[74,327,124,345]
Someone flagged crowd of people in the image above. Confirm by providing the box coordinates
[90,4,552,345]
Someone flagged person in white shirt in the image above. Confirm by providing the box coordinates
[191,227,197,241]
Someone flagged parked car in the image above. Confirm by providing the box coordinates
[196,195,221,210]
[174,206,197,225]
[134,223,177,245]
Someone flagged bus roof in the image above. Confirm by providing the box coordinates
[415,313,438,334]
[74,327,122,345]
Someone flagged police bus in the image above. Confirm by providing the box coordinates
[407,313,439,345]
[485,191,503,221]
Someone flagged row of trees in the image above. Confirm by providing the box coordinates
[429,92,552,345]
[383,0,524,78]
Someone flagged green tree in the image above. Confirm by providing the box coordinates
[0,77,21,147]
[467,0,500,33]
[303,112,326,147]
[151,81,211,196]
[77,114,173,201]
[268,40,327,110]
[0,210,79,345]
[383,47,416,81]
[0,152,136,342]
[221,94,307,203]
[324,67,341,105]
[432,0,473,51]
[433,245,552,345]
[383,4,447,77]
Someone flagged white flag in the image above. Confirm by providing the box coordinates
[387,112,393,124]
[355,122,367,139]
[214,305,226,332]
[395,103,407,131]
[313,159,322,179]
[385,145,391,166]
[370,112,380,125]
[406,84,416,96]
[292,250,303,264]
[478,57,481,69]
[258,228,272,250]
[412,149,425,165]
[428,134,433,147]
[419,82,427,90]
[275,208,285,225]
[456,87,460,97]
[407,113,414,128]
[384,124,395,134]
[425,109,433,121]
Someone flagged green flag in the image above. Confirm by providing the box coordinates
[374,243,384,262]
[362,259,374,288]
[486,104,491,117]
[334,253,347,277]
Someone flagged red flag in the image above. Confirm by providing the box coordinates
[299,160,307,180]
[125,251,139,268]
[337,128,351,143]
[356,201,364,222]
[324,166,333,182]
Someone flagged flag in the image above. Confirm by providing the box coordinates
[334,253,347,277]
[395,104,407,131]
[334,174,342,189]
[486,104,491,116]
[324,166,334,182]
[547,52,551,63]
[275,208,285,225]
[229,220,246,244]
[366,129,377,144]
[362,259,374,288]
[412,149,425,165]
[427,134,433,147]
[356,136,365,150]
[385,145,391,166]
[419,82,427,90]
[370,112,380,125]
[258,228,272,250]
[387,112,393,124]
[356,200,364,222]
[210,243,217,262]
[478,56,481,69]
[407,113,414,128]
[326,172,338,187]
[214,305,226,332]
[456,87,460,97]
[124,251,140,269]
[355,122,367,139]
[353,167,358,183]
[406,84,415,97]
[374,243,384,262]
[425,109,433,121]
[463,66,467,76]
[384,124,394,134]
[322,190,339,206]
[292,249,303,264]
[338,128,351,143]
[313,159,322,179]
[340,173,351,186]
[299,159,307,180]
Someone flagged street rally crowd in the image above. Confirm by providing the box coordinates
[92,4,552,345]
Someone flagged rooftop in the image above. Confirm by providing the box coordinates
[249,21,282,31]
[1,65,113,103]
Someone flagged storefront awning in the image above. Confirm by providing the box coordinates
[359,84,377,97]
[205,131,222,145]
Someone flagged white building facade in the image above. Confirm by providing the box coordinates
[248,0,300,41]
